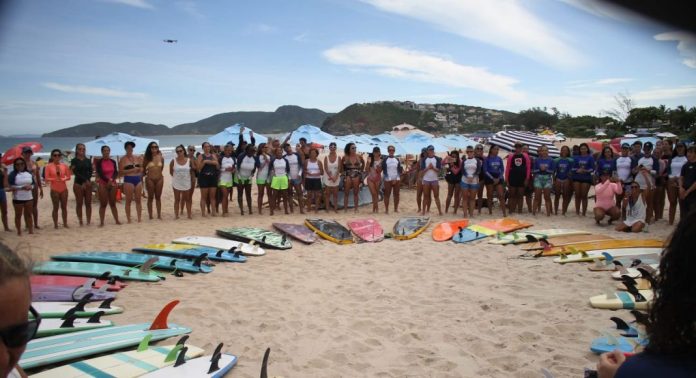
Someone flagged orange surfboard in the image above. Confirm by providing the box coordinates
[432,219,469,242]
[477,218,533,233]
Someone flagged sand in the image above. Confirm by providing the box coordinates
[2,144,674,377]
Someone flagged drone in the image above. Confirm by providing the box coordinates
[163,39,177,43]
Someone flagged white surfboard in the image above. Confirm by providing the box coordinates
[589,289,653,310]
[488,229,590,245]
[36,315,113,337]
[611,264,659,279]
[172,236,265,256]
[552,248,662,264]
[142,353,237,378]
[33,300,123,318]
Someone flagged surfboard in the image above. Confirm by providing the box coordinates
[590,334,644,354]
[488,229,591,245]
[611,264,659,279]
[36,313,113,338]
[520,234,615,250]
[52,252,212,274]
[142,348,237,378]
[432,219,469,242]
[348,218,384,242]
[304,219,354,244]
[331,186,379,209]
[34,296,123,318]
[451,225,496,243]
[392,217,430,240]
[589,289,654,310]
[31,275,127,291]
[33,261,162,282]
[217,227,292,250]
[31,338,204,378]
[552,248,662,264]
[272,223,318,244]
[134,243,248,263]
[19,300,191,370]
[32,279,117,302]
[172,236,265,256]
[541,239,665,256]
[476,218,533,233]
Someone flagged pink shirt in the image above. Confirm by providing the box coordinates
[594,180,622,210]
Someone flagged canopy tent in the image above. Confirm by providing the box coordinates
[208,123,267,146]
[83,133,158,157]
[432,135,477,150]
[283,124,336,146]
[487,131,560,157]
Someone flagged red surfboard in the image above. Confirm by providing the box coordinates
[31,275,127,291]
[348,218,384,242]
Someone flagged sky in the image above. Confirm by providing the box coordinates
[0,0,695,134]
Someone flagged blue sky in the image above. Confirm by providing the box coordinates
[0,0,694,134]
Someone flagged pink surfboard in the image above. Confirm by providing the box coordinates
[31,275,127,292]
[348,218,384,242]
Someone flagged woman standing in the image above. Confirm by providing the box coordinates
[458,146,480,217]
[615,143,634,218]
[170,145,193,219]
[553,145,574,215]
[420,145,443,216]
[342,143,364,213]
[21,147,42,229]
[415,149,425,212]
[143,142,164,220]
[95,146,120,227]
[0,156,10,231]
[119,141,143,223]
[269,147,290,215]
[443,150,462,214]
[6,158,34,235]
[532,146,554,216]
[483,145,506,216]
[505,142,530,214]
[197,142,219,217]
[187,145,197,204]
[572,143,595,216]
[323,142,341,213]
[365,147,383,213]
[236,145,257,215]
[474,144,486,213]
[218,143,236,217]
[633,141,659,224]
[595,146,616,178]
[44,149,71,228]
[667,142,687,225]
[382,145,401,214]
[70,143,93,226]
[283,143,304,214]
[653,142,669,221]
[304,148,324,213]
[255,143,271,214]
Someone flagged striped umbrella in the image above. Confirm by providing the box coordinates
[488,131,560,157]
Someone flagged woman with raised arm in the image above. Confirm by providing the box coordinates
[443,150,462,214]
[170,145,193,219]
[323,142,341,213]
[197,142,219,217]
[283,143,304,214]
[365,147,383,213]
[119,141,143,223]
[143,141,164,220]
[95,146,120,227]
[44,149,71,228]
[6,158,34,236]
[255,143,271,215]
[304,147,324,213]
[236,144,257,215]
[341,143,364,213]
[70,143,93,226]
[382,145,401,214]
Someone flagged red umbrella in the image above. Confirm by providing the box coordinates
[2,142,43,165]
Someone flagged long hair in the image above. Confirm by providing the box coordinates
[646,211,696,356]
[344,142,355,156]
[144,141,158,163]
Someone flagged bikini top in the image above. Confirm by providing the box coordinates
[145,159,163,170]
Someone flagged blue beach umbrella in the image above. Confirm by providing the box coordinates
[282,124,337,146]
[208,123,268,146]
[83,133,159,156]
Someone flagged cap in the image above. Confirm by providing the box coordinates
[632,140,642,146]
[514,142,523,148]
[426,145,435,151]
[22,146,33,154]
[621,143,630,149]
[644,141,653,149]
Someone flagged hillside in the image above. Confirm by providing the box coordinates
[43,122,170,137]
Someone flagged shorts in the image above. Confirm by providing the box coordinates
[305,178,322,191]
[0,190,5,203]
[256,178,268,185]
[290,177,302,186]
[460,182,480,190]
[218,177,234,188]
[422,179,439,187]
[271,175,289,190]
[444,174,461,185]
[13,199,31,205]
[123,175,142,186]
[484,176,504,186]
[508,175,525,188]
[198,175,218,188]
[235,177,252,185]
[534,175,553,189]
[573,177,593,185]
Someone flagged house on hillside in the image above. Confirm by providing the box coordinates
[391,123,434,139]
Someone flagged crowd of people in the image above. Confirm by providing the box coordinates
[1,132,695,236]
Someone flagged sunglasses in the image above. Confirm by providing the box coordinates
[176,149,184,153]
[52,153,61,157]
[151,146,159,149]
[1,306,41,348]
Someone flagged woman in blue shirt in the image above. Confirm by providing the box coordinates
[483,145,506,216]
[596,146,617,179]
[554,145,574,215]
[532,146,555,216]
[572,143,595,216]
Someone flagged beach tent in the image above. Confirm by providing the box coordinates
[433,135,477,150]
[390,123,434,139]
[283,124,336,146]
[83,133,158,156]
[208,123,268,146]
[488,131,560,157]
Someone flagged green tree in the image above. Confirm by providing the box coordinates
[515,107,558,130]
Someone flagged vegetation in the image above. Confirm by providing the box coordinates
[43,122,171,137]
[322,103,434,135]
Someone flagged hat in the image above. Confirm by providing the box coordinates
[22,146,33,154]
[644,141,653,149]
[426,145,435,151]
[621,143,630,149]
[632,140,642,146]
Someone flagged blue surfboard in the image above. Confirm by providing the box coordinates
[133,244,247,263]
[52,252,212,274]
[451,228,488,243]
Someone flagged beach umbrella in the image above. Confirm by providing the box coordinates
[656,132,677,138]
[487,131,560,157]
[282,124,336,146]
[620,136,659,147]
[208,123,268,146]
[83,133,158,157]
[623,133,638,138]
[2,141,43,165]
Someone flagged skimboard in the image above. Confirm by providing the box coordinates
[19,300,191,370]
[217,227,292,249]
[31,337,204,378]
[30,275,127,291]
[33,294,122,318]
[172,236,265,256]
[36,313,113,338]
[476,218,533,233]
[520,234,615,250]
[52,252,212,274]
[553,248,662,264]
[452,225,496,243]
[33,261,162,282]
[272,223,318,244]
[348,218,384,242]
[134,243,247,263]
[432,219,469,242]
[304,219,353,244]
[541,239,665,256]
[488,229,590,245]
[142,344,237,378]
[393,217,430,240]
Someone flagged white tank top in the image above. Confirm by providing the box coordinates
[172,158,191,191]
[256,154,270,181]
[219,156,235,183]
[462,158,479,183]
[285,153,300,179]
[670,156,687,178]
[385,157,400,181]
[616,156,632,182]
[238,155,256,179]
[306,160,321,177]
[324,155,340,187]
[422,157,439,181]
[12,171,34,201]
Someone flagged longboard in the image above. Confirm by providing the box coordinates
[488,229,590,245]
[36,314,113,338]
[541,239,665,256]
[520,234,615,250]
[217,227,292,250]
[142,347,237,378]
[452,225,496,243]
[393,217,430,240]
[33,295,123,318]
[52,252,212,274]
[432,219,469,242]
[32,280,117,302]
[305,219,353,244]
[272,223,318,244]
[348,218,384,242]
[172,236,265,256]
[476,218,533,233]
[31,275,127,291]
[20,300,190,370]
[33,261,162,282]
[552,248,662,264]
[134,243,247,263]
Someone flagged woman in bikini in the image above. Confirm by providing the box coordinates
[44,149,71,228]
[0,156,9,231]
[365,147,383,213]
[304,147,324,213]
[323,142,341,213]
[143,141,164,220]
[95,145,121,227]
[197,142,219,217]
[382,145,402,214]
[119,141,143,223]
[342,142,364,213]
[255,143,271,214]
[170,144,194,219]
[443,150,462,214]
[421,145,443,216]
[70,143,93,226]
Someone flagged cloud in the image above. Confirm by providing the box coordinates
[361,0,584,68]
[100,0,154,9]
[567,77,634,88]
[558,0,645,23]
[323,43,524,100]
[655,32,696,69]
[633,86,696,101]
[43,82,147,99]
[176,1,204,19]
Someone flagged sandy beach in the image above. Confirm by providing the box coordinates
[2,142,674,377]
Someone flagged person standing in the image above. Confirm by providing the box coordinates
[553,145,574,215]
[95,146,120,227]
[303,148,324,213]
[143,142,164,220]
[341,143,364,213]
[678,145,696,218]
[458,146,480,217]
[255,143,271,214]
[365,147,383,213]
[119,141,143,223]
[323,142,341,213]
[483,145,506,216]
[44,149,71,229]
[532,146,554,216]
[572,143,595,216]
[615,143,634,219]
[170,145,193,219]
[269,147,290,216]
[21,147,42,229]
[283,143,304,214]
[197,142,219,217]
[653,142,669,221]
[218,143,236,217]
[382,145,401,214]
[420,145,443,216]
[6,158,34,236]
[443,150,462,214]
[474,144,486,213]
[0,156,10,232]
[667,142,687,225]
[633,141,659,224]
[505,142,530,214]
[70,143,93,226]
[236,145,257,215]
[187,145,197,205]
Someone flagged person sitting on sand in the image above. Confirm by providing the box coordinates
[593,170,622,225]
[615,182,645,233]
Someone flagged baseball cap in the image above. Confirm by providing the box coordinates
[644,141,653,149]
[426,145,435,151]
[22,146,33,154]
[621,143,630,149]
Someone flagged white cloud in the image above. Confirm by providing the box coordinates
[43,82,147,99]
[558,0,645,23]
[176,1,204,19]
[655,32,696,69]
[100,0,154,9]
[567,77,634,88]
[323,43,524,100]
[361,0,584,68]
[633,86,696,101]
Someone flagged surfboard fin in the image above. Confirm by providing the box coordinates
[98,298,115,309]
[164,343,183,362]
[97,272,110,281]
[261,236,267,243]
[87,311,105,324]
[74,293,94,312]
[260,347,271,378]
[83,278,97,290]
[60,315,77,328]
[630,310,650,326]
[138,334,153,352]
[207,352,222,373]
[609,316,631,331]
[192,254,207,267]
[637,267,657,289]
[526,234,538,243]
[176,335,189,346]
[281,234,287,244]
[218,249,226,257]
[173,346,188,367]
[624,282,646,302]
[149,300,179,330]
[62,307,78,320]
[140,257,159,273]
[212,342,224,360]
[170,259,178,267]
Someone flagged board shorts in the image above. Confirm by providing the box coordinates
[198,174,218,188]
[218,177,234,188]
[235,177,252,185]
[271,175,289,190]
[256,178,268,185]
[290,177,302,186]
[305,178,322,191]
[534,174,553,189]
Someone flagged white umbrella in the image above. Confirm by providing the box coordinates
[83,133,158,157]
[208,123,268,146]
[656,132,677,138]
[488,131,560,157]
[282,124,336,146]
[623,133,638,138]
